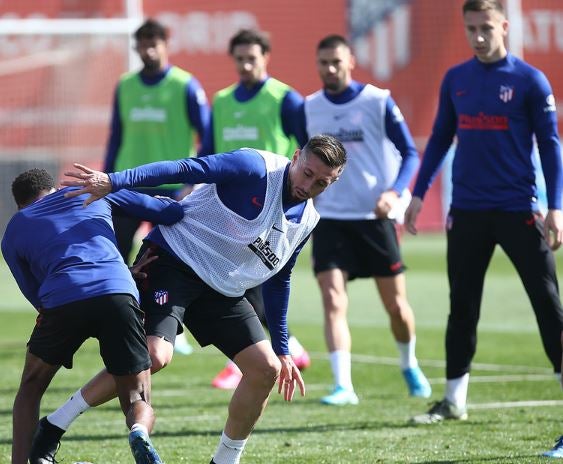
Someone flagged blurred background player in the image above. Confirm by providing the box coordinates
[104,18,210,356]
[404,1,563,433]
[301,34,431,405]
[200,28,311,389]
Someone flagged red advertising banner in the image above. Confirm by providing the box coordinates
[1,0,562,230]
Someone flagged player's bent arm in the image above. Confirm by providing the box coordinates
[1,237,41,309]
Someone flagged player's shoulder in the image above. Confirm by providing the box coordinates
[118,70,138,84]
[361,83,391,100]
[444,57,476,80]
[214,83,238,100]
[508,54,547,81]
[169,65,192,79]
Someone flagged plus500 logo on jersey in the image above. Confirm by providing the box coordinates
[248,237,280,270]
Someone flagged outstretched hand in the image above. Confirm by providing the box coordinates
[61,163,112,207]
[277,354,306,402]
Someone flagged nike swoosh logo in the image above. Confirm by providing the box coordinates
[251,196,263,207]
[272,224,284,233]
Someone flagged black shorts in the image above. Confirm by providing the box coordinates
[312,218,405,279]
[28,294,150,376]
[137,243,267,360]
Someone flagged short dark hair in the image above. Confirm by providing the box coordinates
[12,169,55,208]
[317,34,350,52]
[134,18,168,42]
[302,134,347,170]
[463,0,505,15]
[229,29,271,55]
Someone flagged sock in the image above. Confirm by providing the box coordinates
[130,423,149,435]
[47,389,90,431]
[212,431,247,464]
[445,373,470,408]
[288,335,305,357]
[174,332,192,348]
[396,336,418,370]
[329,350,353,390]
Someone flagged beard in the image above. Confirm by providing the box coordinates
[142,59,161,73]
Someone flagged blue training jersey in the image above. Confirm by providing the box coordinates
[413,53,563,211]
[1,189,183,310]
[109,149,309,355]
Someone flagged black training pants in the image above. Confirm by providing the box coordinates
[445,208,563,379]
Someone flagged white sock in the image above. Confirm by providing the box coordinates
[47,389,90,430]
[212,431,247,464]
[445,373,470,408]
[396,336,418,370]
[175,332,191,348]
[329,350,353,390]
[130,423,149,435]
[288,335,305,357]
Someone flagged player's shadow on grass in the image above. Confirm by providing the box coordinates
[416,456,542,463]
[0,419,423,446]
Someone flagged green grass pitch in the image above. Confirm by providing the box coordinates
[1,233,562,463]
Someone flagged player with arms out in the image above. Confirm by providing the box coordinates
[39,135,346,463]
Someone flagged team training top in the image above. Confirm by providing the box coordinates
[201,76,308,156]
[302,80,419,220]
[1,189,183,310]
[413,53,563,211]
[109,149,319,355]
[104,65,211,195]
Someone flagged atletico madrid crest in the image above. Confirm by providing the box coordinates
[154,290,169,306]
[499,85,514,102]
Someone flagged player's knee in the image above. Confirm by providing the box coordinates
[148,337,174,373]
[247,357,280,388]
[149,349,172,373]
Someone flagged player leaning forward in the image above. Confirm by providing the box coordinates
[59,134,346,463]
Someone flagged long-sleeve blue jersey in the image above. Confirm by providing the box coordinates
[413,53,563,211]
[1,189,183,310]
[109,149,309,355]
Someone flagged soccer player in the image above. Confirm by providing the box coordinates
[404,1,563,436]
[105,18,209,355]
[105,18,210,263]
[301,34,431,405]
[201,28,311,389]
[44,134,346,464]
[3,169,184,464]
